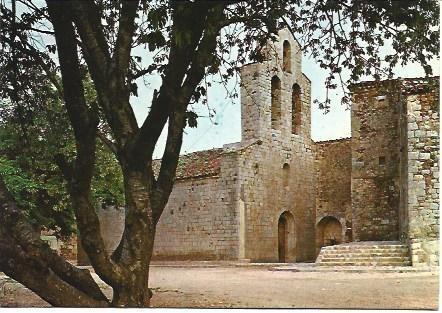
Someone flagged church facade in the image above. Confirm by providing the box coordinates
[76,29,439,266]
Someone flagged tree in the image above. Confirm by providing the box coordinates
[0,67,124,239]
[0,0,438,307]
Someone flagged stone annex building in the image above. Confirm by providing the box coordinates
[74,29,439,267]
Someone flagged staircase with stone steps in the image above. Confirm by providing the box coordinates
[316,241,411,266]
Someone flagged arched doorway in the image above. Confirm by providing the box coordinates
[316,216,343,254]
[278,211,295,262]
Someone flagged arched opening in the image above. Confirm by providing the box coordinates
[278,211,295,262]
[282,163,290,188]
[283,40,291,72]
[292,84,301,134]
[271,76,281,129]
[316,216,343,255]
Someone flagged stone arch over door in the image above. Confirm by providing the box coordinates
[316,216,343,255]
[278,211,296,262]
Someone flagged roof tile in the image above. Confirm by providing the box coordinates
[153,148,224,180]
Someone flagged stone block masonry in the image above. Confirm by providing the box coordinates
[350,81,402,241]
[153,152,240,260]
[77,206,125,265]
[405,80,439,266]
[315,138,352,253]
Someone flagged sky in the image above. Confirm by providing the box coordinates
[131,48,440,159]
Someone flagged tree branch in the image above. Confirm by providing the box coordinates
[0,175,109,306]
[70,0,111,77]
[47,0,124,288]
[151,3,226,222]
[133,1,213,160]
[112,0,140,77]
[54,153,74,180]
[70,0,139,150]
[97,131,118,155]
[0,240,108,307]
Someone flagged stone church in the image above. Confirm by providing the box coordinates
[75,29,439,267]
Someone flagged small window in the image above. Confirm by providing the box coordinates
[283,40,291,72]
[292,84,302,134]
[271,76,281,129]
[379,156,386,166]
[283,163,290,188]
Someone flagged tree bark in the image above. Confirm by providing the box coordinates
[0,239,108,307]
[111,167,155,307]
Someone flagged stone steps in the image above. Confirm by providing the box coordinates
[322,252,409,258]
[324,247,409,252]
[271,265,432,273]
[317,259,412,266]
[316,241,411,267]
[320,256,410,262]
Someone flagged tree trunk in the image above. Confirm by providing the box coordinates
[111,167,156,307]
[111,264,152,307]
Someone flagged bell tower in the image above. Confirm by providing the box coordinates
[240,28,311,142]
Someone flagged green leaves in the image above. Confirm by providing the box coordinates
[139,30,166,52]
[294,0,439,110]
[0,157,40,206]
[147,5,168,30]
[46,44,56,54]
[130,82,138,97]
[91,141,124,208]
[185,111,199,128]
[0,64,124,237]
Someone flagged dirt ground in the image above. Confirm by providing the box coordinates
[0,266,439,309]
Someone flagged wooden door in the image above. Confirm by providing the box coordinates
[278,217,286,262]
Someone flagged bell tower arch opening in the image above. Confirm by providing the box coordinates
[271,75,281,130]
[292,83,302,135]
[282,40,291,73]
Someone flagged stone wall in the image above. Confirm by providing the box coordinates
[77,206,125,265]
[153,151,240,260]
[350,81,402,241]
[405,80,439,266]
[232,140,316,262]
[315,138,352,251]
[59,236,77,261]
[40,233,77,262]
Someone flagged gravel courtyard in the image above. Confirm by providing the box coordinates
[1,265,439,309]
